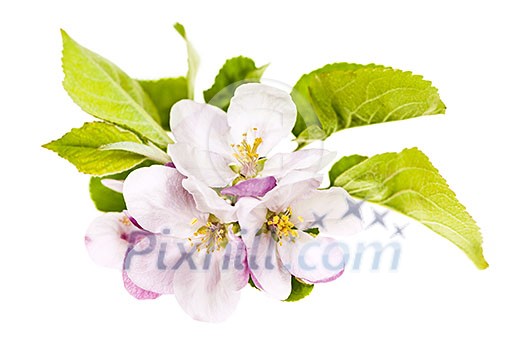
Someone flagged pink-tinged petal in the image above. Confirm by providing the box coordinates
[182,178,236,223]
[245,232,291,300]
[85,212,135,269]
[236,197,268,245]
[168,143,236,188]
[123,165,206,237]
[170,100,232,157]
[125,234,182,295]
[122,270,160,300]
[221,176,277,198]
[220,234,250,291]
[171,236,248,322]
[227,84,297,156]
[236,197,291,299]
[277,231,346,284]
[262,171,322,213]
[100,179,124,193]
[263,149,336,179]
[292,187,363,236]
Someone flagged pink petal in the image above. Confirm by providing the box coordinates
[123,165,206,237]
[171,234,249,322]
[85,213,136,269]
[221,176,277,198]
[277,231,346,284]
[122,270,160,300]
[124,234,180,295]
[245,232,292,300]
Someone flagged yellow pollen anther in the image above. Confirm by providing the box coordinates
[190,218,198,225]
[119,216,132,226]
[190,215,230,254]
[231,128,264,178]
[266,207,298,243]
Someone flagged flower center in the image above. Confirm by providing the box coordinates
[119,216,132,226]
[188,215,229,253]
[265,207,301,246]
[231,128,263,178]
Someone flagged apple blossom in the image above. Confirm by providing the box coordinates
[122,165,249,322]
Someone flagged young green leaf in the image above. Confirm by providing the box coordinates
[328,154,368,187]
[89,161,155,212]
[174,23,199,100]
[331,148,488,269]
[89,177,126,212]
[99,141,171,164]
[284,277,314,302]
[292,63,376,138]
[292,64,445,145]
[204,56,268,110]
[60,30,172,147]
[139,77,188,130]
[43,122,147,176]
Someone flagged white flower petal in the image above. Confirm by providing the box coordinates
[170,100,232,156]
[125,234,180,295]
[182,178,236,223]
[245,232,291,300]
[263,149,336,179]
[123,165,206,237]
[171,237,248,322]
[262,171,322,213]
[85,212,132,269]
[168,143,236,188]
[236,197,292,300]
[277,231,345,283]
[227,84,296,156]
[292,187,363,236]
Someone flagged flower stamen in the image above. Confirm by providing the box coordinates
[232,128,263,178]
[188,215,229,253]
[266,207,298,246]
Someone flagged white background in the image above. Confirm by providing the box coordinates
[1,0,524,349]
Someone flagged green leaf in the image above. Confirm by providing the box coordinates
[331,148,488,269]
[174,23,199,100]
[292,64,445,144]
[100,141,171,164]
[285,277,314,302]
[89,161,155,212]
[139,77,188,130]
[248,276,314,302]
[292,63,375,138]
[43,122,147,176]
[329,154,368,186]
[203,56,268,111]
[60,30,172,147]
[89,177,126,212]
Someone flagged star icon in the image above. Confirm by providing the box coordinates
[341,197,364,221]
[367,209,388,229]
[312,212,328,230]
[390,224,408,239]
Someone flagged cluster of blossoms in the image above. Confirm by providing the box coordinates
[85,84,362,322]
